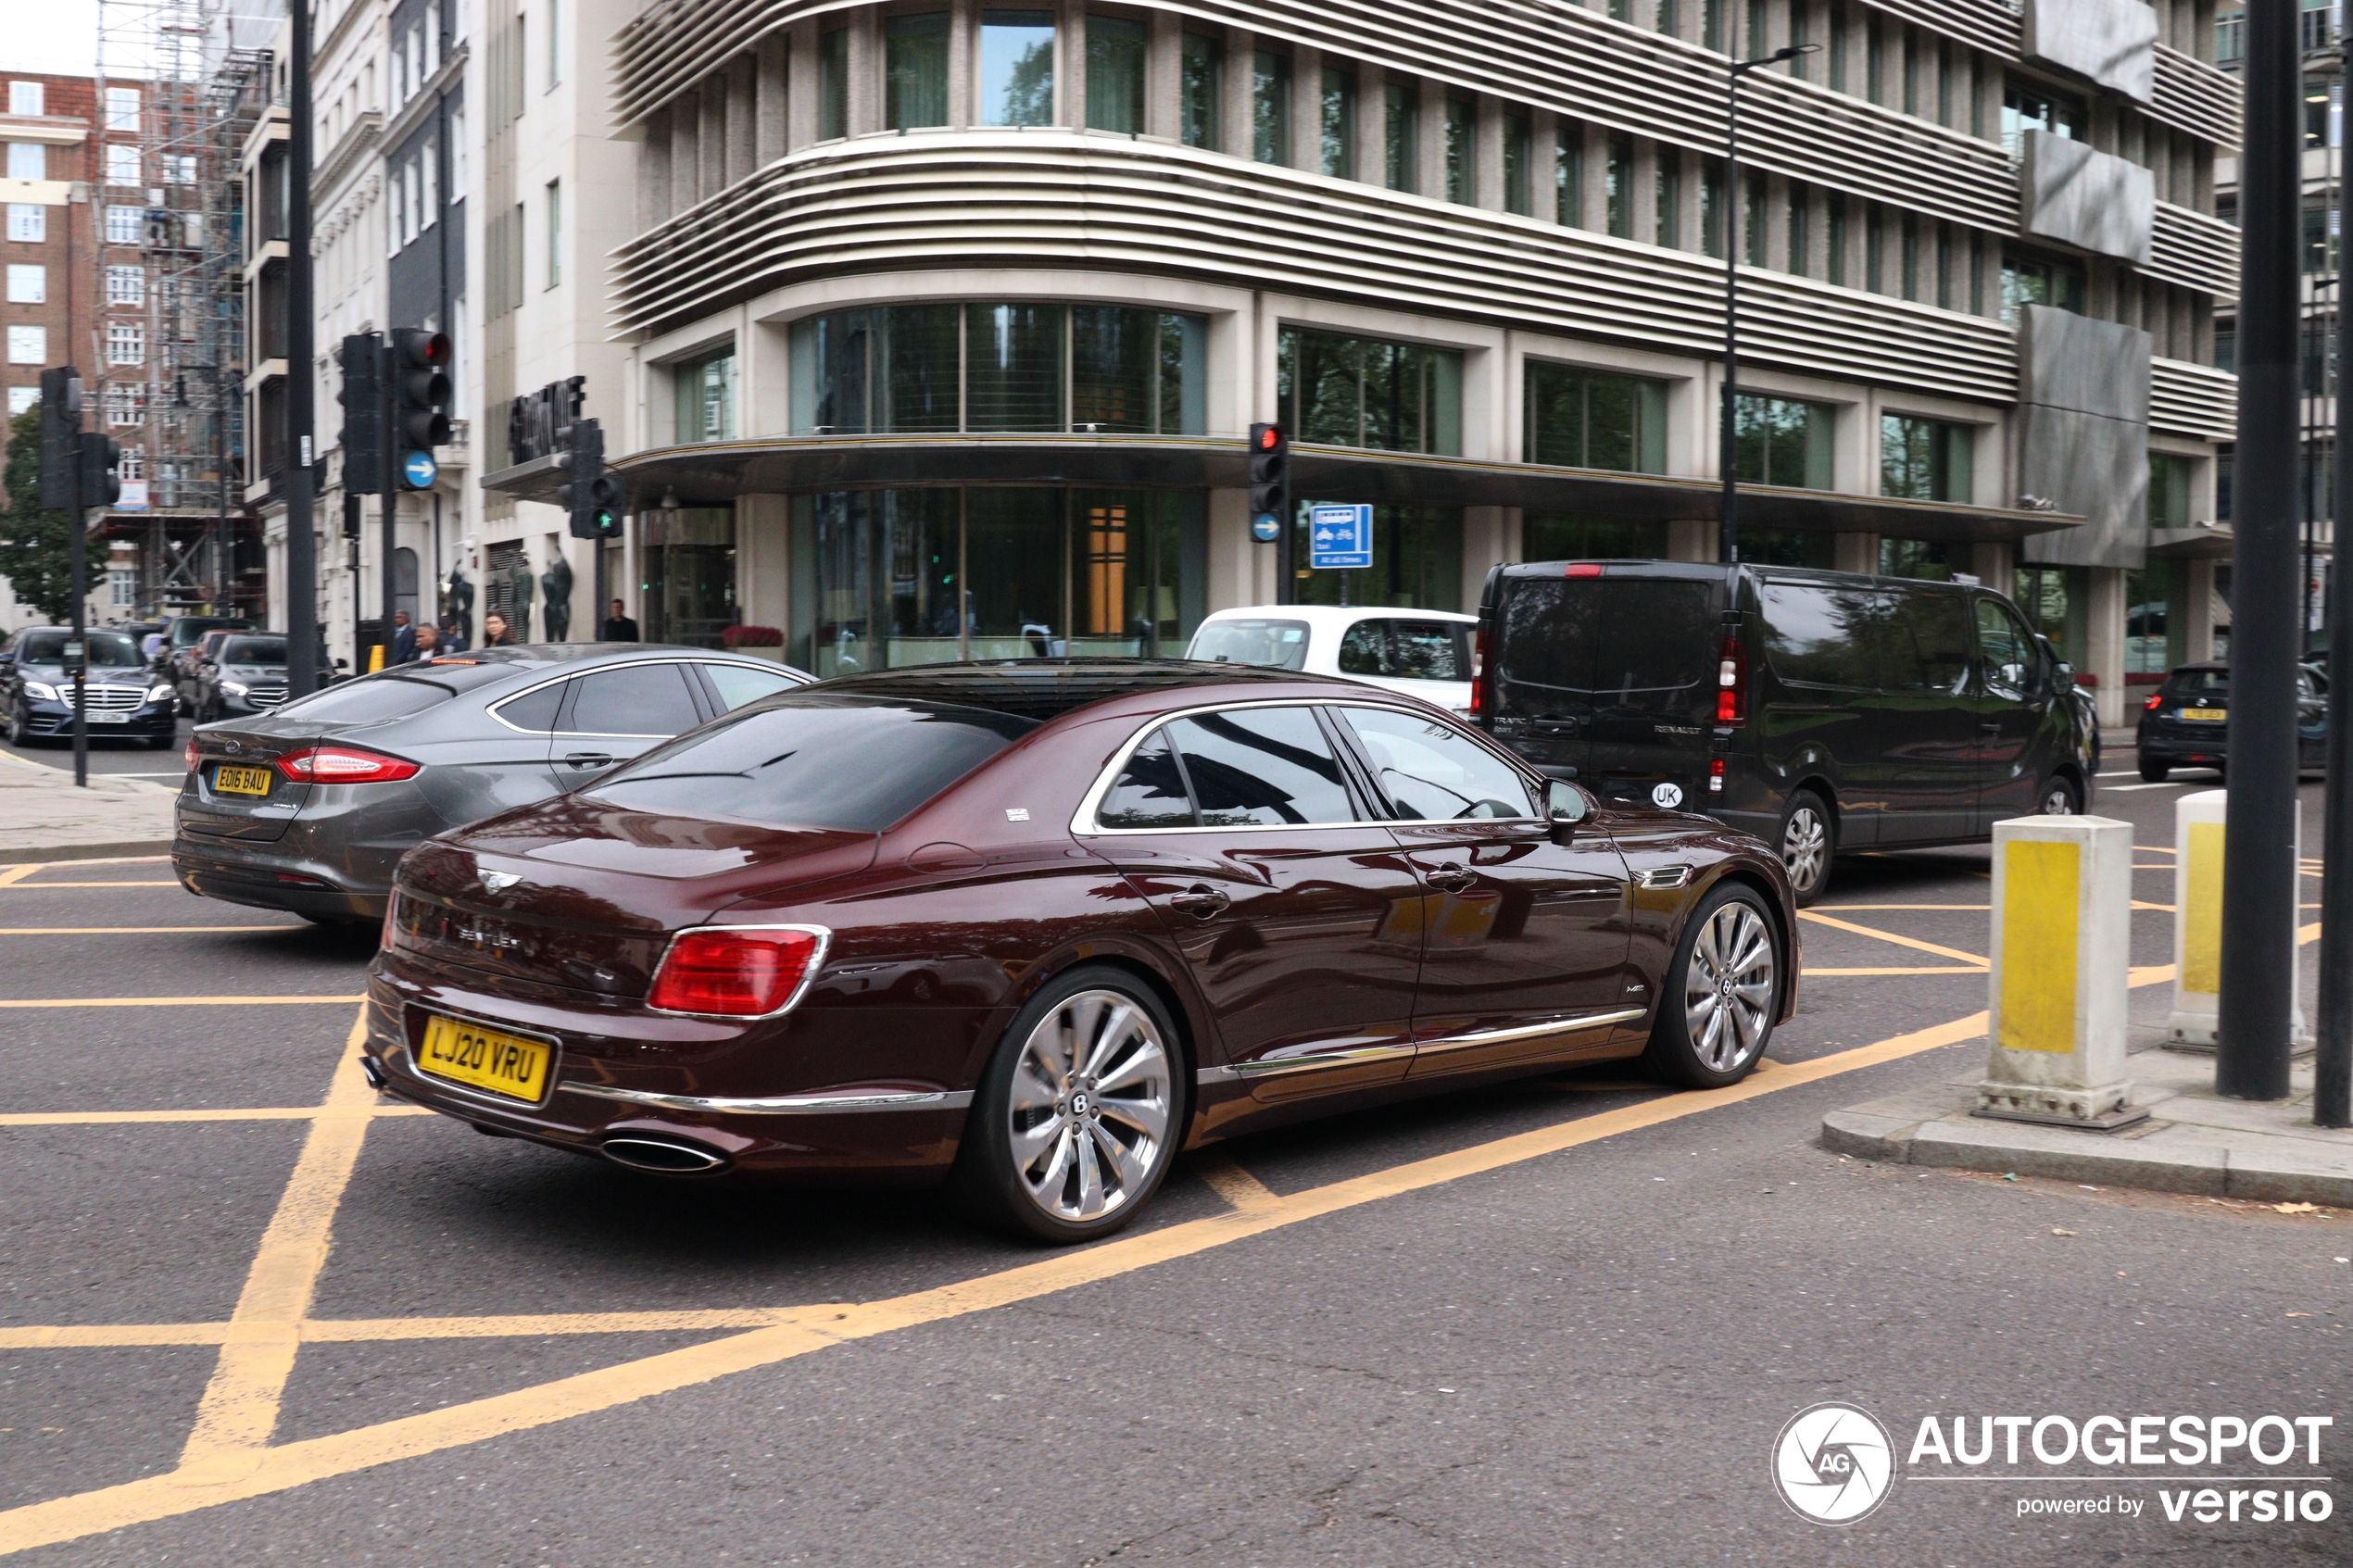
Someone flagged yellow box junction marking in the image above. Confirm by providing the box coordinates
[2183,820,2226,996]
[1796,909,1988,967]
[1998,838,2080,1055]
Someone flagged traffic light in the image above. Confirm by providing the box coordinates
[1248,422,1288,538]
[38,367,82,510]
[78,432,120,508]
[389,328,451,489]
[555,416,623,540]
[337,332,385,493]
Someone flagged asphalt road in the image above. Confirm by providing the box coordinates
[0,754,2345,1566]
[0,717,196,781]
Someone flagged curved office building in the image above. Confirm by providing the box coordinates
[488,0,2237,717]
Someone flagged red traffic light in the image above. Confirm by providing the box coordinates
[1252,423,1284,451]
[394,328,451,370]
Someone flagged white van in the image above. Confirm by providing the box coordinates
[1184,605,1478,714]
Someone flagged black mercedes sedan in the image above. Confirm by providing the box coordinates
[176,644,811,924]
[0,627,180,748]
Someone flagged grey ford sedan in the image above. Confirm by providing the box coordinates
[175,645,812,923]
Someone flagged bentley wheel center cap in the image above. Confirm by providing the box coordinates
[1070,1091,1093,1119]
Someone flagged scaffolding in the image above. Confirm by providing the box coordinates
[90,0,271,618]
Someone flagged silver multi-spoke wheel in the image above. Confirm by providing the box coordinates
[2040,782,2078,816]
[1681,901,1776,1074]
[1780,803,1828,897]
[1004,988,1174,1224]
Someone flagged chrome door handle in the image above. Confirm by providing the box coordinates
[1423,864,1476,892]
[564,752,614,769]
[1168,884,1229,919]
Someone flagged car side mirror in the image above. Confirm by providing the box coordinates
[334,657,350,670]
[1546,779,1589,838]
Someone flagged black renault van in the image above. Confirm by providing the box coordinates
[1473,561,2095,902]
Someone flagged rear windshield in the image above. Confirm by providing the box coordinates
[1188,619,1311,671]
[218,637,285,664]
[12,631,144,667]
[585,695,1038,831]
[2166,669,2229,695]
[1337,620,1470,681]
[274,674,455,724]
[1494,578,1716,696]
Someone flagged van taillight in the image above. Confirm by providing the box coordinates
[1715,634,1747,725]
[1469,626,1492,719]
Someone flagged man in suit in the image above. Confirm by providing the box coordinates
[390,611,416,665]
[601,599,641,642]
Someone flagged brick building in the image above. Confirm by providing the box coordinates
[1,73,100,427]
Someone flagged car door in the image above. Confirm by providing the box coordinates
[1755,578,1881,847]
[547,660,711,791]
[1330,703,1637,1079]
[1972,595,2049,828]
[2298,668,2327,770]
[1085,703,1426,1103]
[1865,586,1979,844]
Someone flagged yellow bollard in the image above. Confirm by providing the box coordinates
[1976,813,2146,1131]
[367,644,384,672]
[2165,789,2307,1050]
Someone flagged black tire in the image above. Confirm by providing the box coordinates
[2138,759,2170,784]
[1774,789,1835,907]
[3,703,28,746]
[1642,883,1783,1089]
[957,965,1187,1245]
[2037,775,2082,816]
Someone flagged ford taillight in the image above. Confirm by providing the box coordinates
[647,926,830,1017]
[2144,691,2165,711]
[183,740,200,773]
[275,744,422,783]
[1715,634,1748,725]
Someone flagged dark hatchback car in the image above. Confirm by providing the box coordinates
[177,645,810,924]
[2133,662,2328,782]
[363,661,1798,1243]
[1475,561,2096,902]
[0,627,180,747]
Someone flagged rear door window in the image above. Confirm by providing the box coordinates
[1188,618,1311,670]
[1164,706,1357,827]
[698,662,803,712]
[1340,621,1468,680]
[1760,582,1880,690]
[1098,731,1198,829]
[1337,706,1534,821]
[1494,578,1598,697]
[561,662,702,736]
[494,680,570,733]
[1592,582,1716,701]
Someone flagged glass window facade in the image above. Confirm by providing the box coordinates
[1444,97,1475,202]
[1289,505,1463,611]
[886,13,950,130]
[2002,77,2084,157]
[1522,515,1668,561]
[1253,50,1291,164]
[674,348,736,443]
[1734,395,1833,488]
[1503,111,1530,215]
[2001,252,2086,320]
[1277,327,1463,456]
[818,28,849,139]
[790,488,1206,674]
[1385,80,1416,192]
[1878,537,1952,580]
[2151,452,2196,527]
[1087,15,1145,133]
[1321,67,1356,179]
[791,304,1206,435]
[1180,32,1221,149]
[642,508,739,647]
[1743,529,1835,568]
[980,11,1055,127]
[1524,362,1667,472]
[1881,414,1972,502]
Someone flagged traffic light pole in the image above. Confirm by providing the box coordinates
[2316,28,2353,1129]
[382,337,398,665]
[283,0,321,698]
[2216,0,2300,1102]
[68,474,86,788]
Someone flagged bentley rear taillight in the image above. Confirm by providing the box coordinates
[647,926,830,1018]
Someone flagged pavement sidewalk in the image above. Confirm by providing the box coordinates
[1824,1039,2353,1206]
[0,751,180,862]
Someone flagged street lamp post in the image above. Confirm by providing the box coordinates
[1720,44,1818,566]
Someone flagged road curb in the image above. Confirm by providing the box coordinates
[0,841,176,866]
[1821,1107,2353,1206]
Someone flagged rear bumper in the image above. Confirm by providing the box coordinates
[171,844,384,921]
[361,966,971,1181]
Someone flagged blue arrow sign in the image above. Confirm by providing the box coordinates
[1251,513,1280,543]
[401,450,438,489]
[1306,503,1372,571]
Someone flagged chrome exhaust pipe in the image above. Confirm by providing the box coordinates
[600,1134,732,1174]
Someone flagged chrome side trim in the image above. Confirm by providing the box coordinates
[1228,1041,1419,1079]
[1413,1008,1648,1056]
[1634,865,1694,890]
[562,1082,973,1114]
[1195,1064,1243,1087]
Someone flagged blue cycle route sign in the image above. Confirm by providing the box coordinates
[1306,503,1372,571]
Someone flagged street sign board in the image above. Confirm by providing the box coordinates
[1251,514,1280,544]
[402,451,438,489]
[1306,503,1372,570]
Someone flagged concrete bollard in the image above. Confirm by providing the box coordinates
[1975,814,2147,1132]
[2165,788,2308,1049]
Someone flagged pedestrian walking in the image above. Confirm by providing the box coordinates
[601,599,640,642]
[481,611,516,647]
[411,621,440,660]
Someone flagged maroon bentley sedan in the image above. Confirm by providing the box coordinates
[364,661,1798,1241]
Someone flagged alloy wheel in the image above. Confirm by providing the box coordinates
[1004,988,1173,1224]
[1780,805,1828,897]
[1683,902,1776,1074]
[2041,783,2078,816]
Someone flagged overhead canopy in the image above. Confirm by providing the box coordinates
[484,433,2083,546]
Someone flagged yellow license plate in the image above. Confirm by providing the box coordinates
[213,764,272,796]
[2181,709,2225,722]
[415,1013,553,1103]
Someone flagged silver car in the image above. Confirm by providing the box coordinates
[174,644,812,924]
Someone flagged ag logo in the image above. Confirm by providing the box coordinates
[1772,1402,1894,1524]
[1651,782,1684,809]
